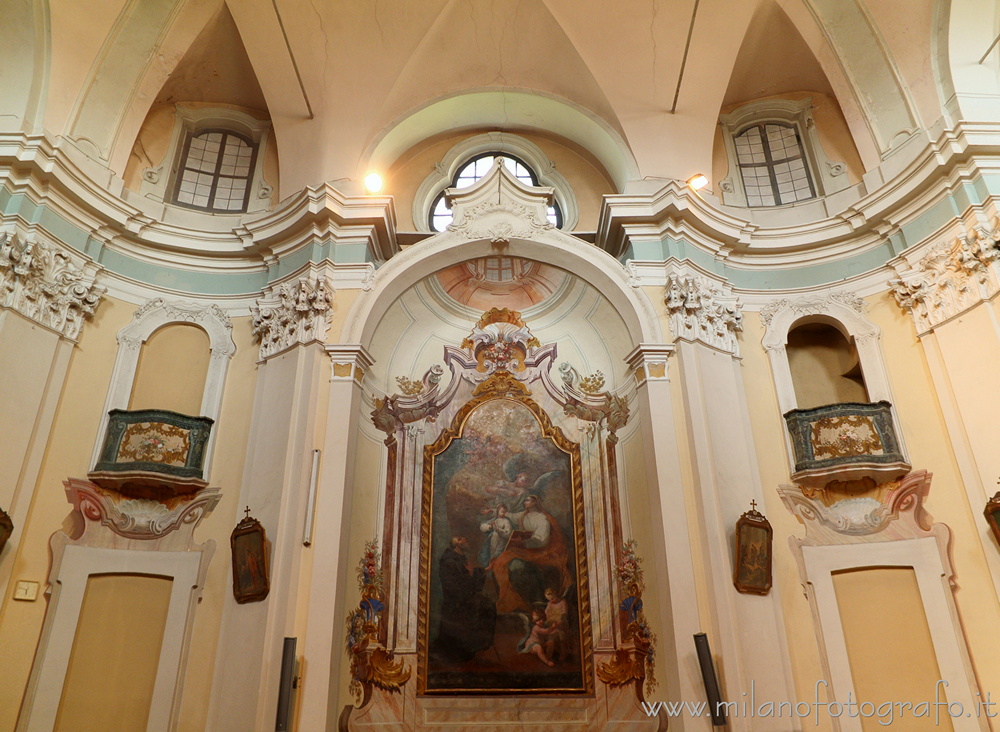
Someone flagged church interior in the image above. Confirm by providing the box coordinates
[2,0,1000,730]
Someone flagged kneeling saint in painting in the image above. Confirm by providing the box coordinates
[422,396,590,694]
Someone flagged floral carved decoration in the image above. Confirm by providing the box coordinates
[597,539,657,698]
[345,539,410,706]
[665,273,742,354]
[251,276,333,359]
[889,227,1000,334]
[0,232,105,340]
[810,414,885,461]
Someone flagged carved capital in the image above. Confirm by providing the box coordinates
[889,231,1000,334]
[252,275,334,359]
[664,274,742,354]
[0,232,105,340]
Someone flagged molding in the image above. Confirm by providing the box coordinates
[781,471,986,732]
[17,478,218,732]
[411,132,579,233]
[889,225,1000,335]
[252,272,334,361]
[664,272,742,355]
[0,231,105,340]
[596,121,1000,270]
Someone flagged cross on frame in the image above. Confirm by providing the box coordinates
[749,499,757,512]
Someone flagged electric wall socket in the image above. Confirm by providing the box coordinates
[13,581,38,601]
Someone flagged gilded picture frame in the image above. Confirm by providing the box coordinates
[733,504,772,595]
[417,378,593,695]
[231,512,270,604]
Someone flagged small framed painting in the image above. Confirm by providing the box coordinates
[232,508,270,604]
[733,501,772,595]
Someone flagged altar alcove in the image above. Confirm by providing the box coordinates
[332,162,675,730]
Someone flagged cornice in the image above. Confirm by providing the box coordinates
[0,133,398,285]
[597,121,1000,270]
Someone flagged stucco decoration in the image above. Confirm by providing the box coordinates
[780,471,935,542]
[445,161,555,244]
[66,477,221,544]
[664,273,742,354]
[252,274,334,359]
[0,232,105,340]
[889,226,1000,335]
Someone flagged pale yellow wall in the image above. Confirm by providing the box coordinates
[129,323,211,415]
[387,130,616,232]
[743,295,1000,730]
[833,567,952,732]
[712,91,866,196]
[0,299,259,732]
[53,574,173,732]
[786,323,868,409]
[866,292,1000,703]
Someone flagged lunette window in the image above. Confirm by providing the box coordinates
[430,153,561,231]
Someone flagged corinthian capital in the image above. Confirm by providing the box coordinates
[664,273,742,354]
[0,232,105,340]
[251,274,334,359]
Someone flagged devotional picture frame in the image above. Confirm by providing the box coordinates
[984,491,1000,547]
[231,510,270,604]
[417,378,593,696]
[733,502,772,595]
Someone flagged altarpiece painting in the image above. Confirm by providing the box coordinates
[422,387,588,693]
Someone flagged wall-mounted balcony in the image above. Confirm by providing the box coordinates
[89,409,214,500]
[783,401,909,487]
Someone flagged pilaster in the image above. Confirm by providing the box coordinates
[0,231,105,604]
[206,272,334,732]
[624,342,710,731]
[664,270,799,731]
[298,344,373,732]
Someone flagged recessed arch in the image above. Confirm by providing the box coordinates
[342,231,660,351]
[362,90,639,192]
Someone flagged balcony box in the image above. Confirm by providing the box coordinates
[89,409,213,499]
[783,401,909,487]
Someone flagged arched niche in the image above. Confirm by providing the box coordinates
[760,292,907,476]
[91,299,236,479]
[129,323,212,415]
[785,316,868,409]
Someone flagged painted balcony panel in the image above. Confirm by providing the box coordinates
[783,401,909,487]
[89,409,214,499]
